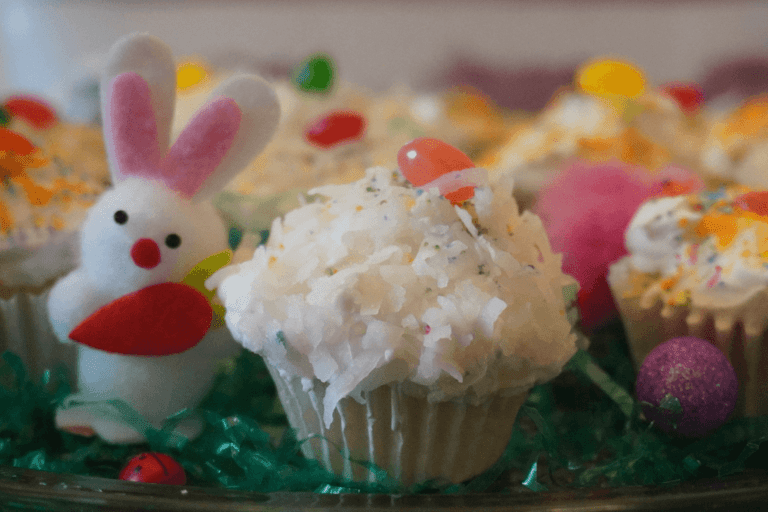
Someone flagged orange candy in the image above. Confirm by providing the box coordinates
[397,137,475,204]
[734,191,768,217]
[0,127,36,156]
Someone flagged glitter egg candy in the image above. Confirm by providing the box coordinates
[397,137,476,204]
[733,190,768,216]
[661,82,705,114]
[119,453,187,485]
[576,58,646,100]
[3,95,57,129]
[304,110,366,148]
[293,53,335,94]
[636,336,738,438]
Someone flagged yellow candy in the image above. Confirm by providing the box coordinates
[182,249,232,300]
[176,60,210,91]
[577,58,646,99]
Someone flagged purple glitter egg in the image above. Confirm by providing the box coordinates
[636,336,738,438]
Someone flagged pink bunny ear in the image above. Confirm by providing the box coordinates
[100,33,176,183]
[107,72,163,180]
[185,75,281,200]
[159,98,242,197]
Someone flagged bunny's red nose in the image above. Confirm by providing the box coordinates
[131,238,161,269]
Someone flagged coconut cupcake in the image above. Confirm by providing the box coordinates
[211,157,578,485]
[608,186,768,416]
[0,97,109,382]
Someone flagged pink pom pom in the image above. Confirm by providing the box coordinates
[534,160,703,331]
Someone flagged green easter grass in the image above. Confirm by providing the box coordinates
[1,319,767,494]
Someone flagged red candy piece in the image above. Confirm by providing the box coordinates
[661,82,704,114]
[69,282,213,356]
[119,452,186,485]
[397,137,475,204]
[734,191,768,216]
[4,95,57,129]
[304,110,366,148]
[0,127,37,155]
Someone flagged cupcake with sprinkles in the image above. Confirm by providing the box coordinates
[0,94,110,382]
[210,138,579,485]
[486,58,710,210]
[608,185,768,416]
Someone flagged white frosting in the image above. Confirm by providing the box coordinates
[212,167,577,427]
[625,196,701,275]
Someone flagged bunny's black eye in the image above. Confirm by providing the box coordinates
[165,234,181,249]
[114,210,128,225]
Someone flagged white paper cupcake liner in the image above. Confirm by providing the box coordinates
[608,257,768,417]
[0,288,77,386]
[267,365,529,485]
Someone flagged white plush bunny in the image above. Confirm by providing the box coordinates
[46,33,280,444]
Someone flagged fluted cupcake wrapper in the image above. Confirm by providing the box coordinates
[608,257,768,417]
[0,288,76,387]
[267,365,528,486]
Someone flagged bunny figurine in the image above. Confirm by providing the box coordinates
[46,33,280,444]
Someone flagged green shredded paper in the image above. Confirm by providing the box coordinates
[1,319,767,494]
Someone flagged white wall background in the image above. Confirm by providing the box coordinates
[1,0,767,111]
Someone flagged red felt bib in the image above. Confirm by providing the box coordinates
[69,282,213,356]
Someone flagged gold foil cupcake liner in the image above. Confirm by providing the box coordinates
[267,365,528,485]
[608,257,768,417]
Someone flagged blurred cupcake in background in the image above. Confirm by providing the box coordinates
[486,58,711,210]
[0,94,109,382]
[170,54,517,237]
[701,94,768,189]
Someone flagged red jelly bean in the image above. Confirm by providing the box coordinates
[661,82,704,114]
[3,95,57,129]
[397,137,475,204]
[734,191,768,216]
[119,452,186,485]
[304,110,365,148]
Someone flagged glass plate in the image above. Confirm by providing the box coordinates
[1,465,767,512]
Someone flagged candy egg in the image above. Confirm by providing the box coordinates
[293,53,335,94]
[176,60,211,92]
[576,58,646,99]
[661,82,704,114]
[119,452,186,485]
[636,336,738,438]
[304,110,366,148]
[397,137,475,204]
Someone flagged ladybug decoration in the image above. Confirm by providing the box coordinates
[119,452,187,485]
